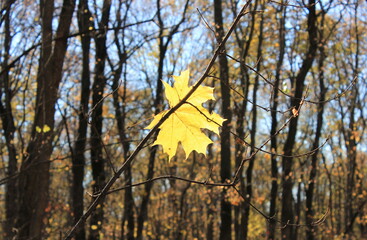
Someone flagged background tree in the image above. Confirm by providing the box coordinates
[214,0,233,239]
[281,1,317,238]
[15,0,75,238]
[70,0,92,239]
[268,1,286,238]
[88,0,112,238]
[0,0,17,238]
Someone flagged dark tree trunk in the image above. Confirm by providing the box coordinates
[305,9,327,239]
[214,0,232,239]
[136,0,165,236]
[89,0,111,239]
[136,149,156,240]
[16,0,75,238]
[294,179,302,240]
[114,66,134,238]
[109,1,135,238]
[71,1,92,239]
[232,2,256,239]
[268,2,286,240]
[0,1,18,238]
[281,1,317,239]
[206,136,216,240]
[344,2,360,236]
[242,2,264,239]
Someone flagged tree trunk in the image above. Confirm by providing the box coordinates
[89,1,111,239]
[0,1,19,239]
[232,2,256,239]
[136,0,165,234]
[268,2,286,239]
[16,0,75,238]
[344,2,360,236]
[214,0,232,239]
[305,9,326,239]
[71,1,92,239]
[0,1,17,238]
[115,55,135,240]
[242,2,264,239]
[281,1,317,239]
[109,2,135,238]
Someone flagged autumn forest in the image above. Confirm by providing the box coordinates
[0,0,367,239]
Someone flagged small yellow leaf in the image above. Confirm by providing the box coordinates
[36,124,51,133]
[91,225,98,230]
[36,126,42,133]
[43,124,51,133]
[146,69,225,161]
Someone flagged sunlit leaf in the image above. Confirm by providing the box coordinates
[146,69,225,161]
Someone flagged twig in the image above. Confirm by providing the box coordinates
[197,8,215,34]
[0,20,155,78]
[98,173,329,230]
[226,53,357,105]
[96,175,232,196]
[186,99,329,159]
[232,91,307,183]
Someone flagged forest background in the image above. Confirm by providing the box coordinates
[0,0,367,239]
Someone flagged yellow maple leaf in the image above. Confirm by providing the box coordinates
[146,69,225,161]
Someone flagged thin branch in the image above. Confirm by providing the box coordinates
[187,97,328,160]
[197,8,215,34]
[89,173,328,230]
[233,92,307,183]
[97,175,232,196]
[87,82,120,124]
[234,183,329,228]
[226,53,357,105]
[208,74,292,114]
[0,19,155,77]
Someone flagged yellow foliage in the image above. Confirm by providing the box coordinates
[146,69,225,161]
[36,124,51,133]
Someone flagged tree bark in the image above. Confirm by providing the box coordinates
[108,1,135,238]
[136,0,166,235]
[89,0,111,239]
[114,64,134,239]
[71,1,92,239]
[305,9,327,240]
[344,2,360,235]
[0,1,18,238]
[242,2,264,239]
[16,0,75,238]
[232,2,256,239]
[214,0,232,239]
[268,2,286,239]
[281,1,317,239]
